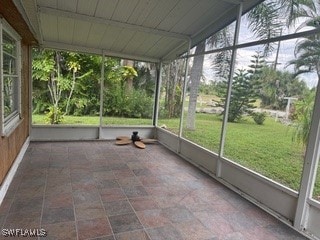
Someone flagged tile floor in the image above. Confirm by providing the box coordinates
[0,141,308,240]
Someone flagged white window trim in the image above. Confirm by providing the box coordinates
[0,19,22,137]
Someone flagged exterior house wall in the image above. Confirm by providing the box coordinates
[0,0,35,184]
[0,43,30,184]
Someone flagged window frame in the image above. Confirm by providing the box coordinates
[0,19,22,136]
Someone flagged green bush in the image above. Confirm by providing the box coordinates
[252,112,267,125]
[45,106,64,124]
[124,90,153,118]
[104,89,153,118]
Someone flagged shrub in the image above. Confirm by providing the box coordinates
[252,112,266,125]
[123,90,153,118]
[45,106,64,124]
[104,88,153,118]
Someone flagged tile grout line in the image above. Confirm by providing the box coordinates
[127,146,173,240]
[89,142,117,239]
[104,146,153,239]
[97,173,116,239]
[69,144,81,240]
[38,143,51,240]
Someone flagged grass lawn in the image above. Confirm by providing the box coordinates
[32,114,152,125]
[32,113,320,199]
[160,113,319,198]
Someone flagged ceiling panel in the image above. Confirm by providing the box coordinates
[76,0,99,15]
[94,0,118,19]
[40,13,58,42]
[127,0,156,25]
[57,0,77,12]
[146,37,182,58]
[37,0,57,8]
[137,34,175,58]
[121,31,151,55]
[170,0,220,34]
[72,20,91,46]
[100,25,123,50]
[110,28,137,53]
[111,0,140,23]
[86,23,107,47]
[128,0,158,26]
[57,17,74,44]
[140,0,179,29]
[187,1,232,37]
[156,0,198,32]
[18,0,263,62]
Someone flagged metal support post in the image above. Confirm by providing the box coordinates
[99,52,105,139]
[178,40,191,152]
[294,81,320,229]
[153,61,162,127]
[217,2,243,177]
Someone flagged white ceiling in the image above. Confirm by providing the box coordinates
[15,0,263,62]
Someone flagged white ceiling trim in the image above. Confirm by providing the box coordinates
[41,40,160,63]
[38,6,190,41]
[13,0,40,43]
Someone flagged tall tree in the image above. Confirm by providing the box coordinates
[213,50,232,82]
[246,0,316,58]
[288,7,320,146]
[258,67,307,109]
[32,49,68,123]
[292,89,315,147]
[247,1,283,56]
[218,69,257,122]
[186,41,205,130]
[122,59,136,93]
[291,35,320,81]
[186,27,233,130]
[163,60,184,118]
[247,51,266,95]
[278,0,316,27]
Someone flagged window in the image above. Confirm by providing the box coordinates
[1,19,21,136]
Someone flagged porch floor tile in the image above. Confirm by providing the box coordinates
[0,141,308,240]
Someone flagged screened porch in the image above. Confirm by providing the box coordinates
[1,0,320,239]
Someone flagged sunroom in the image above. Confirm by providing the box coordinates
[0,0,320,239]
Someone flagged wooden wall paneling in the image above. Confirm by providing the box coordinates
[0,43,30,184]
[0,140,5,183]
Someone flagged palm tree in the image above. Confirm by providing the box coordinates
[247,1,283,56]
[185,0,316,130]
[292,90,316,147]
[289,17,320,147]
[247,0,316,56]
[186,28,232,130]
[289,0,320,81]
[278,0,316,26]
[186,40,205,130]
[291,35,320,80]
